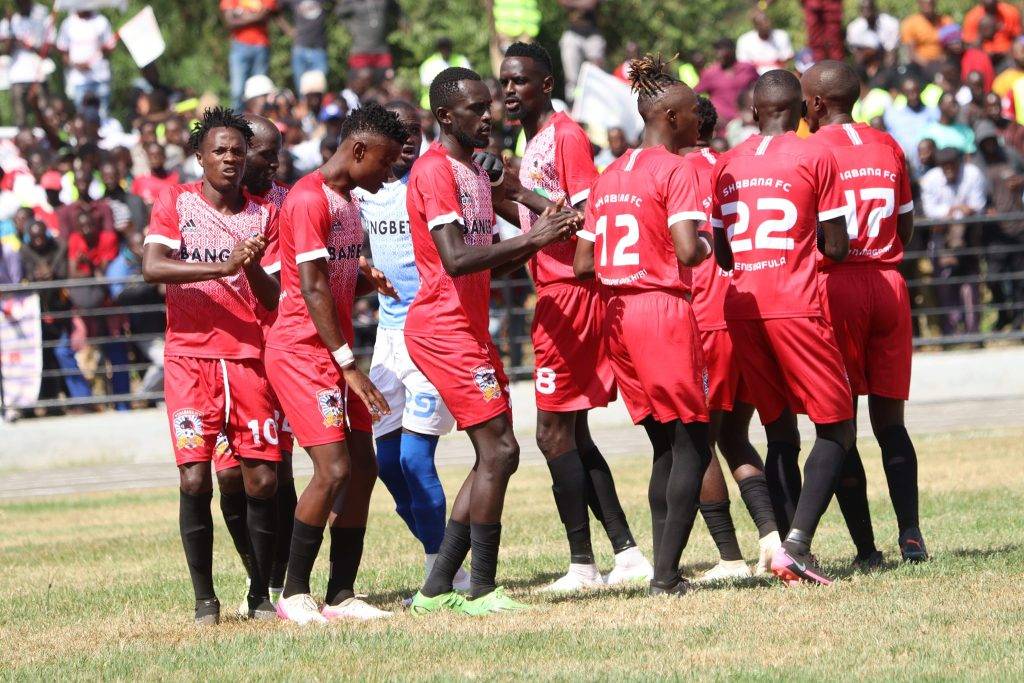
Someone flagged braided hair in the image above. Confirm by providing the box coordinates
[188,107,253,152]
[628,53,678,107]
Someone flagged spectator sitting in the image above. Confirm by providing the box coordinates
[130,143,179,207]
[162,116,189,172]
[0,0,55,128]
[55,9,117,120]
[279,0,328,91]
[695,38,758,128]
[961,71,990,125]
[57,168,114,240]
[916,137,938,177]
[594,127,629,170]
[419,37,471,109]
[940,24,993,95]
[901,0,954,68]
[981,91,1024,154]
[993,37,1024,97]
[68,210,117,280]
[736,10,794,75]
[847,0,901,62]
[558,0,605,102]
[221,0,276,109]
[963,0,1021,59]
[100,160,148,235]
[921,93,977,153]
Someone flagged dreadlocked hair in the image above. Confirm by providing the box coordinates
[429,66,481,114]
[696,96,718,140]
[188,107,253,152]
[628,53,678,102]
[339,102,408,144]
[504,41,553,74]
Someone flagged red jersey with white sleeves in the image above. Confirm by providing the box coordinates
[687,147,732,331]
[810,123,913,269]
[582,146,705,294]
[253,180,289,332]
[405,142,496,340]
[143,182,277,360]
[710,132,846,320]
[266,171,363,354]
[518,112,599,288]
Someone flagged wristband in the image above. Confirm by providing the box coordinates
[331,343,355,369]
[490,170,505,187]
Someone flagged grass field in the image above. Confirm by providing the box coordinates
[4,427,1024,680]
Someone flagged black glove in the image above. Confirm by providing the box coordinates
[472,151,505,186]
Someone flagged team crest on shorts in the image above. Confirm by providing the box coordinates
[317,388,345,427]
[173,409,204,449]
[472,364,502,401]
[215,432,230,456]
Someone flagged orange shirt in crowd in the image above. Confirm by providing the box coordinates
[963,3,1021,54]
[220,0,276,46]
[901,12,954,63]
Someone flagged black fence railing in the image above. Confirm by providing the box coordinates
[2,215,1023,416]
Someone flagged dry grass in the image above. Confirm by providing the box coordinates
[3,428,1024,680]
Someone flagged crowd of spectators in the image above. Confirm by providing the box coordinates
[2,0,1023,414]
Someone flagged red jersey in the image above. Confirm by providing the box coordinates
[710,132,845,320]
[687,147,733,331]
[809,123,913,270]
[266,171,363,355]
[254,180,290,334]
[405,142,495,340]
[144,182,277,360]
[131,172,180,205]
[518,112,598,288]
[582,146,705,294]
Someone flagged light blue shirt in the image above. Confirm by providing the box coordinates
[355,173,418,329]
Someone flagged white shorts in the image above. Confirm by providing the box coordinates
[369,327,456,438]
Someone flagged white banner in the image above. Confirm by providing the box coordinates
[55,0,128,11]
[118,6,165,69]
[571,62,644,144]
[0,293,43,409]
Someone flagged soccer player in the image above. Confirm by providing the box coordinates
[685,97,781,582]
[353,100,470,590]
[265,103,404,624]
[710,69,855,586]
[573,55,713,597]
[499,41,650,591]
[406,67,579,615]
[802,60,928,563]
[141,107,282,625]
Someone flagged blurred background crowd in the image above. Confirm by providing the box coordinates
[2,0,1023,414]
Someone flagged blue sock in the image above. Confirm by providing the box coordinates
[375,435,418,537]
[400,432,447,555]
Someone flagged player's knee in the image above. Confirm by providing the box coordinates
[318,458,351,497]
[179,465,212,496]
[535,423,571,459]
[244,466,278,499]
[819,420,855,451]
[215,466,243,494]
[493,437,521,478]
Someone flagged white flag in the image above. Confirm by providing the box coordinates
[118,6,165,68]
[571,63,644,144]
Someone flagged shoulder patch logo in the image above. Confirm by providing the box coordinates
[472,364,501,401]
[317,388,345,427]
[173,409,204,449]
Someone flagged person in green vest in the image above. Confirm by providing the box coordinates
[493,0,542,46]
[419,37,471,109]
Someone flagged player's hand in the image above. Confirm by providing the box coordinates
[528,198,580,247]
[222,240,257,276]
[367,266,398,299]
[472,151,505,185]
[241,235,268,270]
[342,365,391,421]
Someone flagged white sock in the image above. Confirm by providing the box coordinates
[568,562,601,579]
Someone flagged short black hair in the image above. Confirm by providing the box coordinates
[339,102,408,144]
[504,41,553,74]
[696,96,718,140]
[189,107,253,152]
[429,66,482,113]
[713,37,735,50]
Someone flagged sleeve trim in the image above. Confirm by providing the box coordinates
[818,206,848,222]
[143,234,180,250]
[576,229,596,242]
[263,261,281,275]
[898,201,914,215]
[427,212,464,230]
[569,188,590,206]
[296,248,329,264]
[667,211,707,227]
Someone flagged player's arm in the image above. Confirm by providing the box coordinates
[241,234,280,310]
[818,216,849,262]
[142,241,255,284]
[712,226,734,271]
[667,164,711,267]
[573,235,595,280]
[896,212,914,246]
[671,222,712,267]
[298,258,390,416]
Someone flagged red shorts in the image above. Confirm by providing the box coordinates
[726,317,854,425]
[264,347,373,449]
[405,332,512,431]
[700,328,751,413]
[163,356,281,469]
[212,391,295,472]
[821,267,912,399]
[347,52,393,70]
[604,291,709,425]
[532,282,616,412]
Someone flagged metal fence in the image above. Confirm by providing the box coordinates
[2,215,1023,416]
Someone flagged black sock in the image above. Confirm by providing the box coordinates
[469,522,502,599]
[579,445,637,553]
[282,520,324,599]
[765,441,802,537]
[422,519,471,597]
[180,490,215,601]
[700,501,743,562]
[546,450,594,564]
[737,474,778,537]
[246,495,277,601]
[784,437,846,553]
[877,425,920,532]
[271,477,297,588]
[643,419,675,570]
[835,446,877,558]
[219,489,253,580]
[325,527,366,605]
[652,421,711,585]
